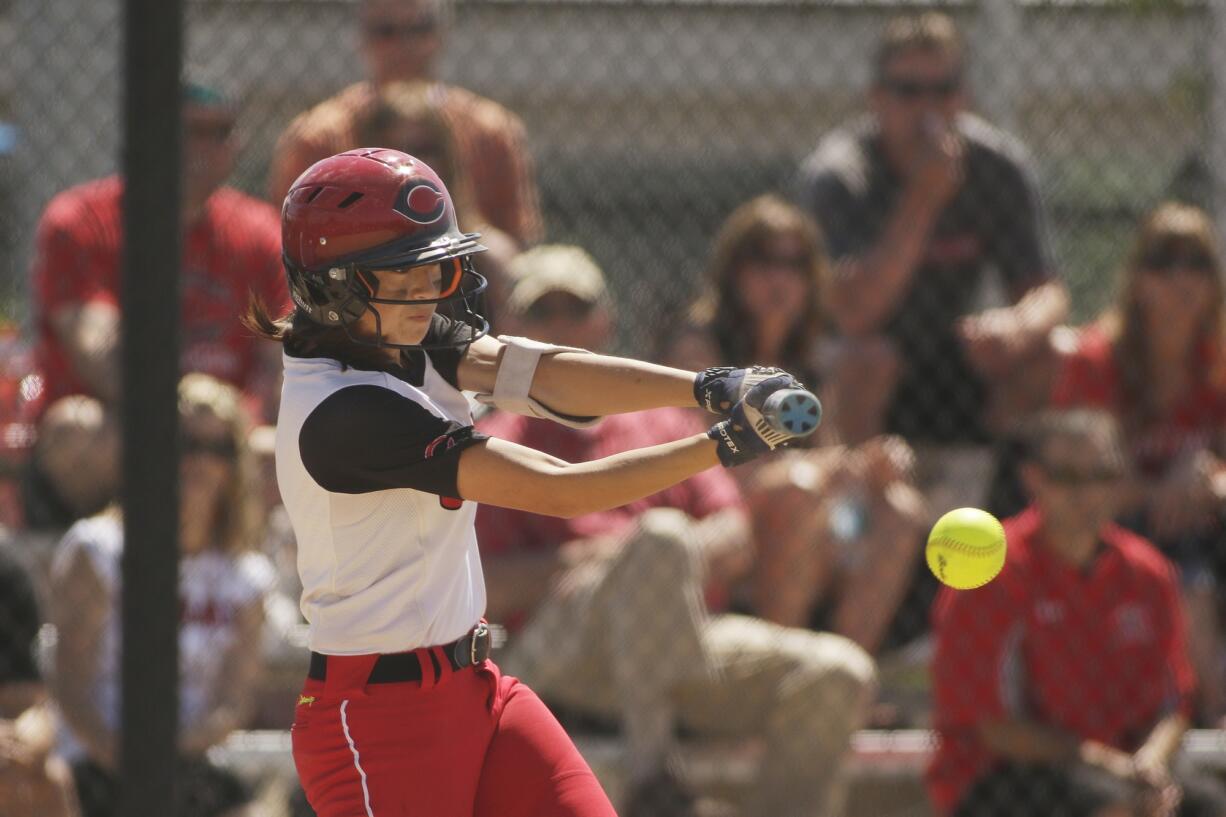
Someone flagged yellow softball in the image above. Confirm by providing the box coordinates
[926,508,1007,590]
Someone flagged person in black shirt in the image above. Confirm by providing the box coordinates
[797,11,1068,449]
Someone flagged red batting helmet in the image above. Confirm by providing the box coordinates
[281,148,487,348]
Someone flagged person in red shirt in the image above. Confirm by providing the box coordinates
[476,245,876,817]
[1051,202,1226,723]
[25,82,290,529]
[928,409,1226,817]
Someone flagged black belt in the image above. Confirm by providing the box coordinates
[308,623,492,684]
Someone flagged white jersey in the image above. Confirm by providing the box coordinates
[275,323,487,656]
[51,513,275,759]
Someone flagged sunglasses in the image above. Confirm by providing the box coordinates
[185,122,235,143]
[880,76,961,100]
[1038,464,1123,486]
[1139,247,1216,276]
[758,253,810,272]
[524,297,597,324]
[363,18,438,40]
[181,434,238,460]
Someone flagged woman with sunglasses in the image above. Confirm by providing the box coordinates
[49,374,271,817]
[246,150,811,817]
[661,195,926,661]
[1053,201,1226,725]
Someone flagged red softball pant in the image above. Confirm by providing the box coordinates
[291,651,617,817]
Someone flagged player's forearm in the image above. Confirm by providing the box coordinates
[459,435,720,518]
[529,353,697,417]
[829,188,940,336]
[976,717,1082,764]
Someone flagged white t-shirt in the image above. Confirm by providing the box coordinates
[52,513,275,759]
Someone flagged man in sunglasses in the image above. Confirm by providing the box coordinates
[798,12,1068,508]
[27,80,289,528]
[268,0,543,247]
[929,409,1226,817]
[475,245,875,817]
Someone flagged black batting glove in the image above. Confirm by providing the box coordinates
[708,374,798,467]
[694,366,799,415]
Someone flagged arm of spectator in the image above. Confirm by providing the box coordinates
[975,718,1082,764]
[823,186,945,337]
[471,113,542,247]
[1133,712,1189,779]
[179,597,264,756]
[48,302,122,405]
[50,546,117,769]
[958,280,1069,378]
[458,335,697,417]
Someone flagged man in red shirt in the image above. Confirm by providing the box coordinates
[928,409,1226,817]
[26,82,290,526]
[476,245,876,817]
[268,0,543,247]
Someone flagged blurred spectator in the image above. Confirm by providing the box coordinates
[28,82,289,530]
[477,245,877,817]
[268,0,543,246]
[352,80,518,326]
[1052,202,1226,724]
[0,541,79,817]
[49,374,273,817]
[929,409,1226,817]
[665,196,927,657]
[797,12,1067,510]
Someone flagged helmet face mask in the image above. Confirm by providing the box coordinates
[282,148,489,351]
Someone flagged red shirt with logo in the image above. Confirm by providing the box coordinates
[474,407,743,623]
[32,176,290,409]
[927,507,1195,815]
[1052,323,1226,476]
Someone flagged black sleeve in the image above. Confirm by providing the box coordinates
[299,385,488,496]
[423,313,474,389]
[0,545,42,684]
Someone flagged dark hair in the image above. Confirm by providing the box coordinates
[697,195,828,385]
[244,294,391,371]
[1018,409,1125,467]
[874,12,965,82]
[1102,201,1226,432]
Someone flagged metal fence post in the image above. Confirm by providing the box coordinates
[120,0,182,814]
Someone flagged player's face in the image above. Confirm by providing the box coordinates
[179,413,237,555]
[871,48,965,162]
[362,264,444,346]
[360,0,443,84]
[1024,433,1126,546]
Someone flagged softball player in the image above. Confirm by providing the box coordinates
[250,148,808,817]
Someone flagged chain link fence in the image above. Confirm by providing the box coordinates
[1,0,1225,816]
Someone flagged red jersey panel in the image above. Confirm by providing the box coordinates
[926,507,1195,814]
[1052,323,1226,476]
[32,177,290,407]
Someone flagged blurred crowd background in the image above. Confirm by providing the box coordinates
[0,0,1225,816]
